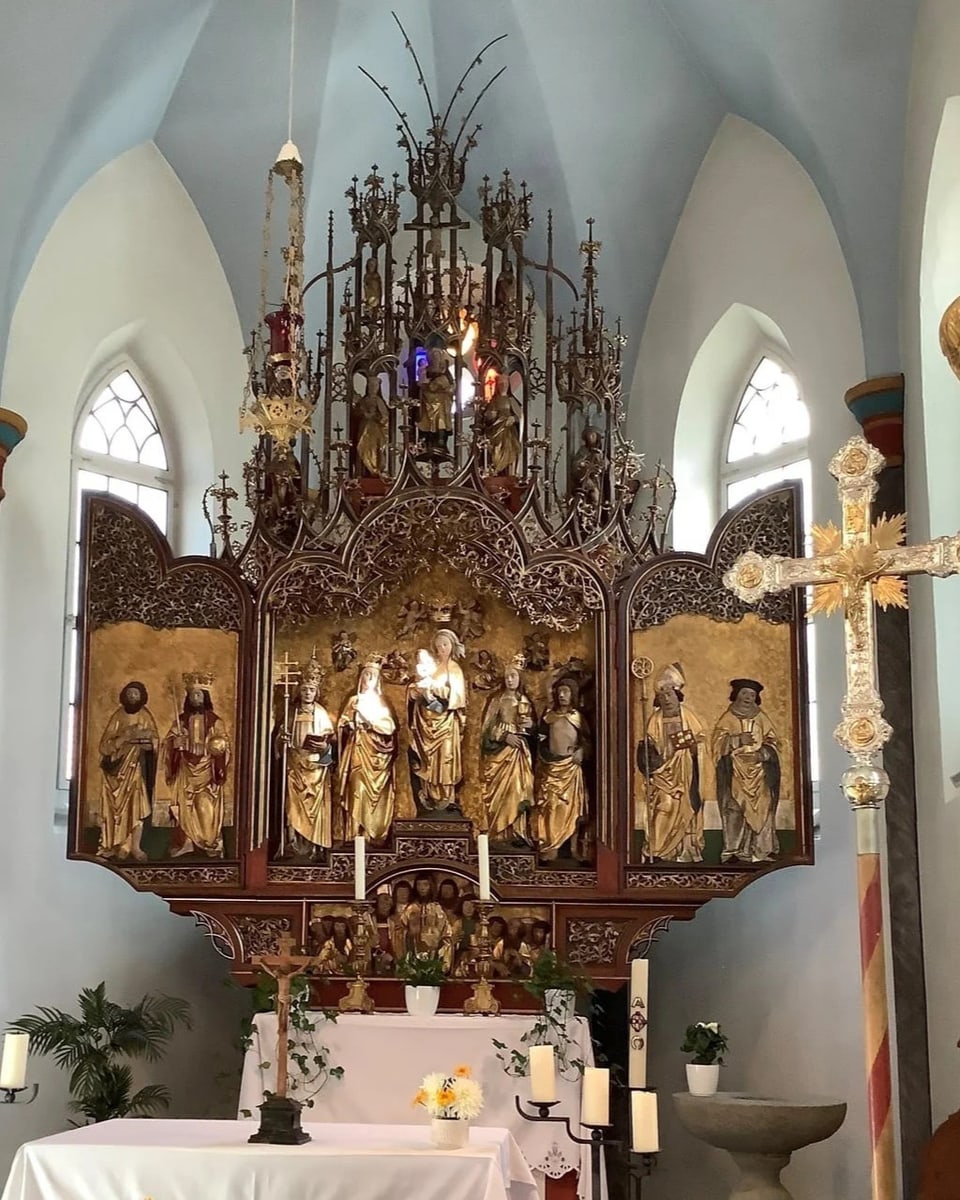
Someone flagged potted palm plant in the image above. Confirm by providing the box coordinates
[681,1021,729,1096]
[395,952,446,1016]
[8,982,191,1122]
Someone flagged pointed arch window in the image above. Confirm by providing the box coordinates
[722,356,820,826]
[59,370,174,787]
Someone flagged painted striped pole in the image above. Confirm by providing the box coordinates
[854,803,897,1200]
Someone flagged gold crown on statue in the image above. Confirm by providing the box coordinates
[429,598,455,624]
[364,652,385,668]
[509,652,527,671]
[182,671,215,689]
[300,654,325,688]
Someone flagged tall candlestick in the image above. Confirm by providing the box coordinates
[581,1066,610,1127]
[528,1045,556,1102]
[478,833,491,901]
[628,957,649,1089]
[0,1033,28,1090]
[631,1090,659,1153]
[353,835,366,901]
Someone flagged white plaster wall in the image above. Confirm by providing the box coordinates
[0,142,247,1173]
[901,0,960,1131]
[630,116,871,1198]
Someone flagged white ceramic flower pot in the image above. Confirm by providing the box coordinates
[686,1063,720,1096]
[544,987,575,1025]
[405,985,441,1017]
[431,1117,469,1149]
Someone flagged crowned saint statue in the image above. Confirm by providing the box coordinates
[480,371,522,475]
[712,678,781,862]
[407,628,467,814]
[337,656,398,844]
[481,656,536,845]
[162,672,230,858]
[636,662,706,863]
[96,680,159,861]
[276,654,335,857]
[353,373,388,478]
[535,677,591,861]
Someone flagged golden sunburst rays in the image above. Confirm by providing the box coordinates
[808,512,909,617]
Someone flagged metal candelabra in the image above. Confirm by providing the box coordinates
[339,900,376,1013]
[463,901,500,1015]
[2,1084,38,1106]
[515,1088,659,1200]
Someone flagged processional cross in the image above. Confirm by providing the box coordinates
[724,434,960,1200]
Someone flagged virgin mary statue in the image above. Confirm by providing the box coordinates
[407,628,467,813]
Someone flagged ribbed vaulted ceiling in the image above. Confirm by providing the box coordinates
[0,0,920,379]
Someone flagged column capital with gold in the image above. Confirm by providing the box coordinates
[0,408,27,504]
[844,375,904,467]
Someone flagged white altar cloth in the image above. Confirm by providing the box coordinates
[0,1118,538,1200]
[240,1012,595,1193]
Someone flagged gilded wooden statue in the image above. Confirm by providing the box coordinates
[162,673,230,858]
[535,677,590,862]
[407,628,467,814]
[276,655,335,858]
[481,656,536,845]
[712,678,781,863]
[337,656,398,844]
[96,680,159,862]
[636,663,706,863]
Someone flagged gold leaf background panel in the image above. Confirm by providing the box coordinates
[81,623,240,828]
[274,565,596,833]
[630,612,797,833]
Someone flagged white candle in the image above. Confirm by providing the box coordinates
[354,835,366,901]
[631,1090,659,1153]
[581,1066,610,1127]
[0,1033,28,1090]
[478,833,491,901]
[628,957,649,1089]
[529,1045,556,1102]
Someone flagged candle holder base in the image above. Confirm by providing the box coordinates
[248,1094,310,1145]
[464,977,500,1015]
[1,1084,38,1106]
[338,976,375,1013]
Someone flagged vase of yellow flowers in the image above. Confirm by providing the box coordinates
[413,1065,484,1149]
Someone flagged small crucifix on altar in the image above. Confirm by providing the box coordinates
[724,434,960,1200]
[248,931,320,1146]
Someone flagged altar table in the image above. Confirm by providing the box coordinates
[0,1119,538,1200]
[239,1012,595,1194]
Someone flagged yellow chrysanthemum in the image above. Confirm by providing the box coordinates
[412,1089,426,1108]
[437,1087,456,1107]
[454,1065,471,1078]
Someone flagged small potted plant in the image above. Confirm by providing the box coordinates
[523,950,591,1025]
[413,1064,484,1149]
[681,1021,729,1096]
[396,952,446,1016]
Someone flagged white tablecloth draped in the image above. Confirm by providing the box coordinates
[239,1012,595,1192]
[0,1119,538,1200]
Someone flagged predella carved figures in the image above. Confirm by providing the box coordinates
[309,869,552,983]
